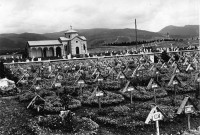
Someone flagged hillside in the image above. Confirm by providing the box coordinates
[44,28,164,48]
[0,28,164,50]
[159,25,199,38]
[0,33,50,50]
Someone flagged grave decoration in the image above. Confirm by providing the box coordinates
[88,86,106,109]
[161,63,168,69]
[131,65,139,77]
[137,64,148,81]
[186,64,195,73]
[157,59,163,65]
[167,57,174,64]
[145,105,168,135]
[16,73,28,85]
[147,78,161,104]
[121,81,136,104]
[27,93,46,112]
[172,64,181,74]
[177,96,199,131]
[28,75,42,91]
[168,75,182,105]
[183,58,189,66]
[51,72,65,88]
[171,61,177,68]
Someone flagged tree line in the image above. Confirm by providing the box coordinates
[103,38,181,46]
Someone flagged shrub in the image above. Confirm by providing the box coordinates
[68,99,81,109]
[19,91,35,101]
[81,91,124,106]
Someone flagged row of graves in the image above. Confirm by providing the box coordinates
[3,50,200,135]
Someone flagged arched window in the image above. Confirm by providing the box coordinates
[83,44,86,50]
[76,47,80,54]
[65,45,67,51]
[65,45,68,55]
[69,35,70,38]
[56,47,62,57]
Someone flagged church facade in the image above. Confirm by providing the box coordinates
[26,29,87,58]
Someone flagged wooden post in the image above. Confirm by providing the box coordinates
[98,96,101,109]
[130,91,133,104]
[156,120,160,135]
[142,70,143,85]
[135,19,138,50]
[196,83,199,99]
[174,84,177,104]
[156,74,158,82]
[188,114,191,131]
[198,82,200,98]
[154,88,157,104]
[133,98,135,113]
[39,68,41,77]
[80,85,83,95]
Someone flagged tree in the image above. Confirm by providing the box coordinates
[161,50,170,62]
[0,60,5,78]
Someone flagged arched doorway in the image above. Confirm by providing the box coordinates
[43,48,47,57]
[76,47,80,54]
[83,44,86,50]
[65,45,68,55]
[37,48,42,57]
[31,48,37,57]
[56,47,61,57]
[48,47,54,57]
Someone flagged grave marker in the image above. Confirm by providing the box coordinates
[177,96,199,131]
[145,106,167,135]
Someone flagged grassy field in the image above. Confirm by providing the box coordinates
[88,40,199,54]
[0,96,200,135]
[1,41,200,135]
[0,97,34,135]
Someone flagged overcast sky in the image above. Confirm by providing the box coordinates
[0,0,199,34]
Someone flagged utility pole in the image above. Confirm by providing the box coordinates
[135,19,138,50]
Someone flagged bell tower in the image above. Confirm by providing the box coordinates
[65,26,78,39]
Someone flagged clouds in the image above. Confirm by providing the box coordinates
[0,0,199,33]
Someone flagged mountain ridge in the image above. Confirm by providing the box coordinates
[0,25,198,51]
[0,28,164,50]
[159,25,199,37]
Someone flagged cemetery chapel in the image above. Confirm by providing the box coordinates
[26,27,88,58]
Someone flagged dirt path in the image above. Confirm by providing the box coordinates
[0,98,34,135]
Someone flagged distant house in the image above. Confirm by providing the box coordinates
[26,29,87,58]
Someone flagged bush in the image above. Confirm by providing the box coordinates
[74,117,99,132]
[68,98,81,109]
[81,90,124,106]
[29,114,99,134]
[19,91,35,101]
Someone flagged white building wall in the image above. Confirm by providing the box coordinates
[61,41,68,56]
[28,31,87,58]
[70,37,86,55]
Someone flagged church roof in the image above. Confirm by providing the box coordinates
[71,36,87,41]
[65,29,78,34]
[59,37,70,41]
[78,36,87,41]
[28,40,62,46]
